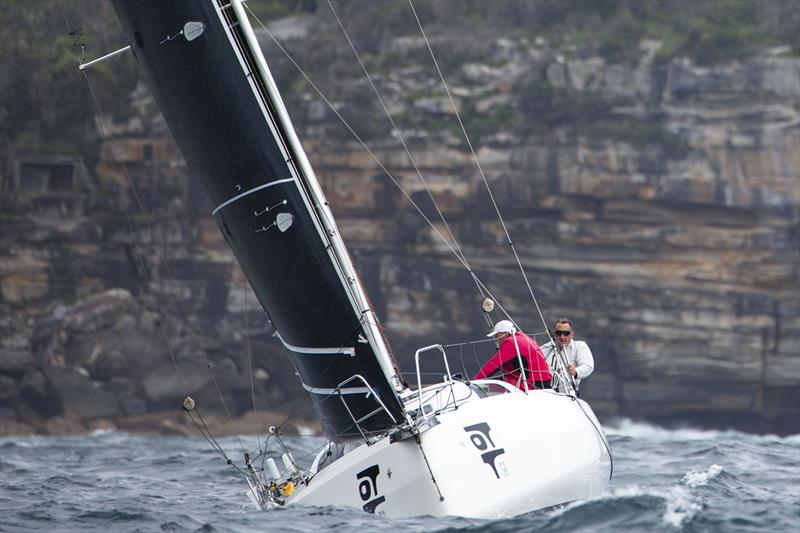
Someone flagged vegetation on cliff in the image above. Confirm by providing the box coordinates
[0,2,137,171]
[2,0,797,172]
[253,0,799,64]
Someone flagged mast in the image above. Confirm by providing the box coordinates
[226,0,402,396]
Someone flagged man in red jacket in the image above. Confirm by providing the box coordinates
[473,320,552,390]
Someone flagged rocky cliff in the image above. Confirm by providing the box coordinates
[1,6,798,435]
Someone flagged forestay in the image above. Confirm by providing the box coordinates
[111,0,405,439]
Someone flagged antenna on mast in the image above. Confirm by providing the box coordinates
[79,21,205,70]
[68,27,86,63]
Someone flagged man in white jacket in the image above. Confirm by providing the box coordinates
[541,317,594,393]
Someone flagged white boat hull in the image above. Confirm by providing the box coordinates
[289,389,611,518]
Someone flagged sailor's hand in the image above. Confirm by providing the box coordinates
[568,364,577,377]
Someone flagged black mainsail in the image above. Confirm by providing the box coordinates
[111,0,405,438]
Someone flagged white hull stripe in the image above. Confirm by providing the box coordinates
[302,383,371,395]
[276,331,356,357]
[212,177,296,215]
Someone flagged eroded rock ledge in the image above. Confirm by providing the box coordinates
[1,30,797,435]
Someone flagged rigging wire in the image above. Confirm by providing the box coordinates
[58,3,614,493]
[56,1,187,397]
[62,2,555,461]
[210,370,248,454]
[325,0,490,317]
[243,276,262,451]
[458,344,468,378]
[242,4,550,353]
[275,392,317,434]
[57,2,249,458]
[188,410,255,478]
[244,279,258,413]
[471,342,482,373]
[407,0,551,336]
[243,3,528,334]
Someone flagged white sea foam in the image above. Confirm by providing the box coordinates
[577,483,702,528]
[606,418,720,441]
[682,464,724,488]
[295,424,317,436]
[781,433,800,444]
[662,485,702,528]
[606,419,800,445]
[0,437,35,448]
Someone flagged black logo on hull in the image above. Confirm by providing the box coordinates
[464,422,506,479]
[356,464,386,513]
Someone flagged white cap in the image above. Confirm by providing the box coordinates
[486,319,516,337]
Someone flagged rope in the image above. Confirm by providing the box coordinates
[407,0,551,336]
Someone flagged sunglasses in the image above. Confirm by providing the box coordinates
[554,330,573,337]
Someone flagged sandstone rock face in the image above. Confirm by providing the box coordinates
[1,26,797,434]
[279,32,799,434]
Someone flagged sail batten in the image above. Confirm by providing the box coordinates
[111,0,405,438]
[275,332,356,357]
[212,178,296,215]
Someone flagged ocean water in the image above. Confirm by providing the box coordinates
[1,420,798,532]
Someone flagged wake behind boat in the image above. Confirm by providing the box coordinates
[104,0,611,518]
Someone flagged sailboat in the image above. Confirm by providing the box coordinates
[108,0,611,519]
